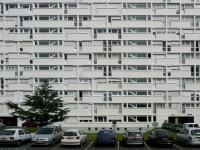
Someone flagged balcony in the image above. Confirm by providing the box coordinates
[168,96,191,103]
[184,8,200,15]
[155,33,179,40]
[82,20,106,27]
[171,46,192,53]
[95,58,119,65]
[94,108,121,115]
[185,59,200,65]
[156,108,179,115]
[154,83,180,90]
[93,8,121,16]
[80,70,103,78]
[171,71,191,78]
[183,83,200,90]
[6,58,30,65]
[96,33,119,40]
[0,71,16,78]
[170,21,193,28]
[111,20,164,28]
[33,33,65,40]
[65,83,92,90]
[123,108,153,115]
[66,8,91,15]
[23,21,74,28]
[33,8,63,15]
[0,21,18,28]
[95,83,122,91]
[155,58,179,65]
[34,59,65,65]
[5,8,31,15]
[82,96,104,103]
[122,9,152,15]
[122,58,154,65]
[185,33,200,40]
[81,45,103,53]
[112,70,164,78]
[122,83,152,90]
[154,8,177,15]
[114,96,166,103]
[5,84,33,91]
[122,33,155,40]
[112,45,163,53]
[3,34,31,41]
[65,58,92,65]
[66,33,91,41]
[22,45,76,53]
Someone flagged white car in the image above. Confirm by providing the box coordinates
[61,129,87,147]
[177,128,200,145]
[0,128,32,146]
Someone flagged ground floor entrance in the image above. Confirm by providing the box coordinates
[168,116,194,124]
[0,117,17,126]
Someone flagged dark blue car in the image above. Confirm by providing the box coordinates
[95,129,116,146]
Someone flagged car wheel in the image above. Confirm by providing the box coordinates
[16,140,21,147]
[79,141,83,147]
[51,140,55,146]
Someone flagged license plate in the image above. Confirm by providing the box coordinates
[0,138,7,140]
[67,137,73,139]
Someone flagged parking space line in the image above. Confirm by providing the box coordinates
[84,141,93,150]
[174,144,183,150]
[117,141,119,150]
[50,143,61,150]
[144,142,152,150]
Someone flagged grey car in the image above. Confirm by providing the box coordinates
[32,126,63,146]
[122,131,144,146]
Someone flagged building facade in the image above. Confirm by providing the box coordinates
[0,0,200,130]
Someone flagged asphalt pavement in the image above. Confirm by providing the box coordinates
[0,141,200,150]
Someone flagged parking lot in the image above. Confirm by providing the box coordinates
[0,141,200,150]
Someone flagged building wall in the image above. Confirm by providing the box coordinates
[0,0,200,130]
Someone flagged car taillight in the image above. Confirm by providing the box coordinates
[10,137,14,140]
[76,136,80,139]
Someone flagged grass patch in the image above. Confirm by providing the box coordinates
[24,127,38,133]
[86,133,123,141]
[143,128,177,141]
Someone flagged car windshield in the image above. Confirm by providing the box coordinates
[128,132,142,137]
[155,130,170,136]
[0,130,15,135]
[189,124,199,128]
[191,129,200,136]
[37,128,54,134]
[98,130,114,136]
[63,131,77,136]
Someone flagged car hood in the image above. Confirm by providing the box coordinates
[33,134,54,139]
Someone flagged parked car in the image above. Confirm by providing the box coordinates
[61,129,87,147]
[147,129,174,147]
[122,130,144,146]
[169,124,183,133]
[0,123,5,131]
[162,122,173,130]
[183,123,199,129]
[177,128,200,145]
[95,129,116,146]
[32,126,63,146]
[0,128,32,146]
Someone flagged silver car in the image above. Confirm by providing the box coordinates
[177,128,200,146]
[32,126,63,146]
[122,131,144,146]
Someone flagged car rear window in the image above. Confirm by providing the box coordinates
[191,129,200,136]
[128,132,142,137]
[63,131,77,136]
[0,130,15,135]
[155,130,170,136]
[98,130,114,136]
[37,128,54,134]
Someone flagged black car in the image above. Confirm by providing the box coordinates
[147,129,174,147]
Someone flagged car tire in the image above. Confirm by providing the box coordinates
[51,140,55,146]
[16,140,21,147]
[79,141,83,147]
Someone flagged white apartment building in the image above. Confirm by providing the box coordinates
[0,0,200,130]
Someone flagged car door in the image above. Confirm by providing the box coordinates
[182,129,189,142]
[19,130,26,142]
[82,131,87,143]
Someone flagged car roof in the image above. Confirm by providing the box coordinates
[188,128,200,131]
[64,129,80,132]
